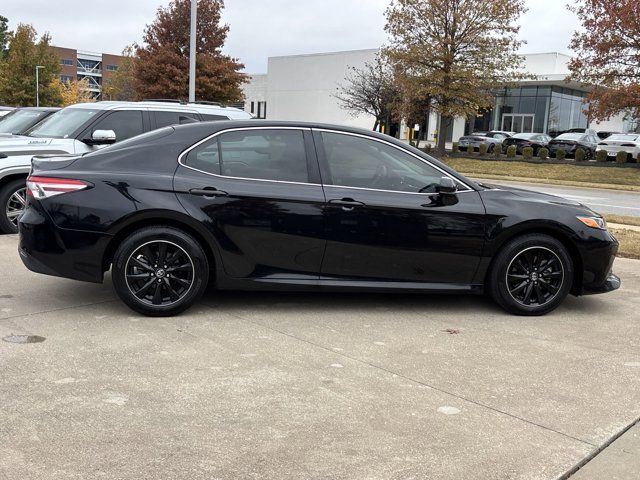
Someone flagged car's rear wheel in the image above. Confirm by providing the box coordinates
[488,234,573,316]
[0,179,27,234]
[112,226,209,316]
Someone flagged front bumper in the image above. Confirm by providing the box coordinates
[582,272,621,295]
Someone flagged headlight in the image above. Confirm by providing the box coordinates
[577,216,607,230]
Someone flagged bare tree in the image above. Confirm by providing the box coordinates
[334,53,399,131]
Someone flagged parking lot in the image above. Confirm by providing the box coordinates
[1,232,639,480]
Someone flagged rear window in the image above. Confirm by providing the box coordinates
[555,133,584,141]
[512,133,536,139]
[607,134,639,142]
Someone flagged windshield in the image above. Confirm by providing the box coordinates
[0,110,49,135]
[607,134,639,142]
[512,133,536,139]
[555,133,584,141]
[28,108,100,139]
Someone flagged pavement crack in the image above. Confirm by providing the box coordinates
[212,304,596,448]
[559,415,640,479]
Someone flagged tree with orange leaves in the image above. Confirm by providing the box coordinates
[134,0,245,104]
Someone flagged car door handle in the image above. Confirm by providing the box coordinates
[328,198,365,211]
[189,187,228,198]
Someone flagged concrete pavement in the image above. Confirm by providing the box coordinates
[1,233,639,479]
[476,178,640,218]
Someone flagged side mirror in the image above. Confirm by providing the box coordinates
[85,129,116,145]
[437,176,458,194]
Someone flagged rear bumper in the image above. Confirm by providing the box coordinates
[18,203,111,283]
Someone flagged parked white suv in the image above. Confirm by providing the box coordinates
[0,100,252,233]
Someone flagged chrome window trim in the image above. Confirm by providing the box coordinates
[313,128,474,193]
[177,125,475,194]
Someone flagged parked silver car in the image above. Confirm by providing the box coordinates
[458,131,512,152]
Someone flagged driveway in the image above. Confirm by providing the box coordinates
[1,234,639,479]
[476,178,640,218]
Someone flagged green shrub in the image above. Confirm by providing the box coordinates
[636,152,640,163]
[478,143,488,156]
[506,145,516,158]
[538,147,549,160]
[467,144,475,154]
[423,143,432,154]
[556,148,566,160]
[493,145,502,158]
[452,142,459,153]
[522,146,534,159]
[574,148,586,162]
[616,150,628,163]
[595,149,608,162]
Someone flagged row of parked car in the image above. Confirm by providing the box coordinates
[458,130,640,161]
[0,100,252,234]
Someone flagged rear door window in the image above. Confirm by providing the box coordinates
[183,129,309,183]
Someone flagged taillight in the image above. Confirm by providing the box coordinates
[26,176,89,200]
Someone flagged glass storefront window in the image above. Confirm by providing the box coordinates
[491,85,588,134]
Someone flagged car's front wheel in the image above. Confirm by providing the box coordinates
[0,179,28,234]
[112,226,209,316]
[488,234,573,316]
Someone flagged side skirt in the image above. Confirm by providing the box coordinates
[216,274,484,294]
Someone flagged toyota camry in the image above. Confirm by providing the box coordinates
[18,121,620,316]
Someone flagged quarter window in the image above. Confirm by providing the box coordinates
[154,111,199,128]
[184,139,221,174]
[184,129,309,183]
[321,132,450,193]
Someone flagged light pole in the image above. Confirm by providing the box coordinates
[35,65,44,107]
[188,0,197,103]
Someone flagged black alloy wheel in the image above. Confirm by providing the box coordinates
[125,240,194,307]
[488,234,573,316]
[505,247,564,307]
[112,226,209,316]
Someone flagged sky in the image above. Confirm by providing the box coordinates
[2,0,579,73]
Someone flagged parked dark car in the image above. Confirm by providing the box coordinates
[501,133,552,155]
[547,132,599,159]
[458,131,510,152]
[19,121,620,317]
[0,107,59,138]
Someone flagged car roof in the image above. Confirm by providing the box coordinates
[13,107,60,112]
[68,100,250,119]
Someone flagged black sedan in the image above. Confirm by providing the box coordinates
[18,121,620,317]
[548,132,599,159]
[502,133,552,155]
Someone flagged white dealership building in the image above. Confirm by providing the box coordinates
[242,49,631,142]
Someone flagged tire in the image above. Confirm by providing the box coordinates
[0,178,27,234]
[488,234,574,316]
[488,144,495,153]
[112,226,209,316]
